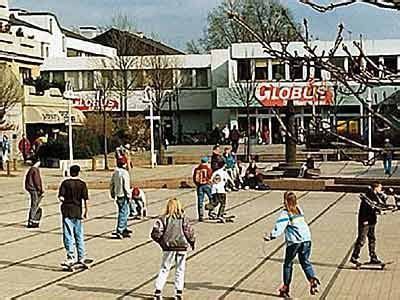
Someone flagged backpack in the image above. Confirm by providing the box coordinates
[155,216,189,250]
[194,167,209,185]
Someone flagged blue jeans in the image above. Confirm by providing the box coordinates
[384,158,392,175]
[62,217,85,261]
[116,197,129,233]
[283,241,315,286]
[196,184,212,219]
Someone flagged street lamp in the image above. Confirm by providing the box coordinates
[367,86,374,161]
[143,86,157,168]
[63,82,74,175]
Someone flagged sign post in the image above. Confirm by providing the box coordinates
[63,82,74,176]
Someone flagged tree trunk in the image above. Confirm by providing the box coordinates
[103,110,109,170]
[285,100,296,165]
[246,107,251,162]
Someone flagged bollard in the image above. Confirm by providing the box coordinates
[13,159,17,171]
[91,157,97,171]
[6,161,10,176]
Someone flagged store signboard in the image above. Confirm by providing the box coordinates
[255,80,334,107]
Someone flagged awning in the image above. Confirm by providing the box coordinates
[24,106,86,125]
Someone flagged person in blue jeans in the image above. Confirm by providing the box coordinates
[58,165,89,267]
[192,157,213,221]
[382,138,393,175]
[264,191,320,298]
[110,160,132,239]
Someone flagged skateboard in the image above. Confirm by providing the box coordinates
[217,215,236,223]
[353,261,393,270]
[61,258,94,272]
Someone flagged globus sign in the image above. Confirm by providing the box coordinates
[255,81,334,107]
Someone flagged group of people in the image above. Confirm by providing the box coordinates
[210,124,241,153]
[192,145,268,223]
[22,151,393,299]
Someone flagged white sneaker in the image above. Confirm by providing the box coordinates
[61,258,76,267]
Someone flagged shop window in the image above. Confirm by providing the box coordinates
[290,60,303,80]
[82,71,94,90]
[237,59,251,81]
[272,60,285,80]
[366,56,380,77]
[180,69,193,88]
[41,71,50,82]
[195,68,209,87]
[383,56,397,73]
[65,71,80,90]
[255,59,268,80]
[52,71,65,84]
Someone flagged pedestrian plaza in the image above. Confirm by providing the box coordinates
[0,162,400,299]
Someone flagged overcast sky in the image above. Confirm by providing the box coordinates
[10,0,400,51]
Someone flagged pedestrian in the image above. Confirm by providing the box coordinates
[58,165,89,267]
[244,160,263,189]
[264,192,320,298]
[110,160,132,239]
[350,182,384,266]
[130,187,147,219]
[207,166,229,222]
[298,154,315,178]
[151,198,195,300]
[18,135,31,163]
[223,147,238,191]
[211,145,225,172]
[222,124,230,144]
[382,138,393,175]
[229,125,241,154]
[193,157,213,221]
[210,124,222,145]
[24,157,44,228]
[2,135,10,167]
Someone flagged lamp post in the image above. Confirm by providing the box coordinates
[367,86,374,161]
[63,82,74,175]
[144,86,157,168]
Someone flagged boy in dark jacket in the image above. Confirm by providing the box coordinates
[25,158,44,228]
[151,198,195,300]
[350,182,384,265]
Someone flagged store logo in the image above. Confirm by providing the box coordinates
[255,80,333,107]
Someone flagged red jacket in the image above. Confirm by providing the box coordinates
[193,164,212,185]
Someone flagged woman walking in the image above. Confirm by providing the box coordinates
[151,198,196,300]
[264,192,320,298]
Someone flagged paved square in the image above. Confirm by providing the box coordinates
[0,174,399,299]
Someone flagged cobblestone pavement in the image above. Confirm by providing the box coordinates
[0,182,399,299]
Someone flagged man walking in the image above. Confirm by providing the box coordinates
[193,157,213,221]
[382,138,393,175]
[110,160,132,239]
[230,126,241,154]
[25,158,44,228]
[59,165,89,267]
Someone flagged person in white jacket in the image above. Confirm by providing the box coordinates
[206,167,229,221]
[110,161,132,239]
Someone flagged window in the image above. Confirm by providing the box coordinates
[255,59,268,80]
[383,56,397,73]
[67,49,81,57]
[313,64,322,80]
[237,59,251,81]
[349,57,362,76]
[65,71,80,89]
[330,57,345,70]
[41,71,50,82]
[366,56,380,77]
[144,69,174,89]
[180,69,193,88]
[290,59,303,80]
[195,68,208,87]
[19,67,31,83]
[100,70,114,88]
[272,60,285,80]
[82,71,94,90]
[62,36,66,53]
[52,71,65,84]
[129,70,144,89]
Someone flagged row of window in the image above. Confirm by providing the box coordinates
[236,56,398,81]
[41,68,210,90]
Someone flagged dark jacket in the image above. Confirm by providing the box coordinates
[359,190,381,225]
[383,142,393,160]
[211,152,224,172]
[25,166,43,194]
[151,215,195,251]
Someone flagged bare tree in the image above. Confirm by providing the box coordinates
[0,65,24,129]
[227,3,400,163]
[299,0,400,12]
[142,55,179,163]
[227,65,258,161]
